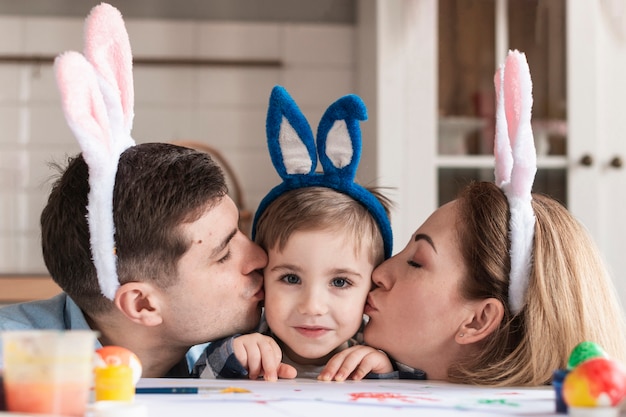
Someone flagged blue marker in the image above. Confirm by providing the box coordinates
[136,387,199,394]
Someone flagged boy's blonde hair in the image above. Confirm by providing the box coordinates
[450,181,626,386]
[254,187,391,266]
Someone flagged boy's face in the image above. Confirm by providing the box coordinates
[264,228,374,365]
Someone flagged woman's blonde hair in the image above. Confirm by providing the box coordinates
[449,181,626,386]
[254,186,391,266]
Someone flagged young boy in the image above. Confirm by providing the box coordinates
[198,86,399,381]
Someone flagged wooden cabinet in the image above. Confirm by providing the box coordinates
[437,0,567,204]
[358,0,626,310]
[0,276,61,305]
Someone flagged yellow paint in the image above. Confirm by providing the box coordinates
[220,386,251,393]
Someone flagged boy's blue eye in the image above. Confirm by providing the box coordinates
[281,274,300,285]
[331,278,350,288]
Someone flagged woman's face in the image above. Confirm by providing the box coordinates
[363,200,477,379]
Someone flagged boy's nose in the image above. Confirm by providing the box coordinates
[298,288,328,315]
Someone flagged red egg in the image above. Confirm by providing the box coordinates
[563,357,626,407]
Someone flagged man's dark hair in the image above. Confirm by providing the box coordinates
[41,142,227,314]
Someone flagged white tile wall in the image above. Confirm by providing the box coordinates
[0,14,355,274]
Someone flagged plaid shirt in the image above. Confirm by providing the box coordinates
[192,314,426,380]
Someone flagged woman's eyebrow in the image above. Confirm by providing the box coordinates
[414,233,437,253]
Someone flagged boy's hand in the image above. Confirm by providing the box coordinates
[318,346,393,382]
[233,333,297,381]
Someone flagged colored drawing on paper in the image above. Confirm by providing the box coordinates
[477,398,520,407]
[349,392,439,404]
[135,378,556,414]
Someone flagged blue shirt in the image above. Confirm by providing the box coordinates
[0,293,204,376]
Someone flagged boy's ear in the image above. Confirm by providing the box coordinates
[455,298,505,344]
[114,282,163,327]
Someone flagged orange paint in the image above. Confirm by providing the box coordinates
[220,387,251,393]
[4,380,89,416]
[349,392,430,403]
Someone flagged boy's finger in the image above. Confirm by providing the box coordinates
[259,340,280,381]
[318,350,350,381]
[245,345,263,380]
[277,363,297,379]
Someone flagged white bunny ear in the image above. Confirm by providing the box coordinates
[494,49,537,315]
[53,2,138,300]
[265,85,317,179]
[83,2,135,153]
[54,51,121,300]
[504,51,536,198]
[494,64,512,187]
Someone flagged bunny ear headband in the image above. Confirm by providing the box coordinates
[54,3,136,300]
[494,50,537,315]
[253,85,393,259]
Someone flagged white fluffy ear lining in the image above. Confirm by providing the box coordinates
[325,120,353,169]
[55,50,121,300]
[279,116,314,175]
[54,52,113,154]
[83,2,135,153]
[493,50,537,315]
[54,2,137,300]
[494,65,512,188]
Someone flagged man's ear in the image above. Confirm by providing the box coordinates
[114,282,163,327]
[455,298,504,344]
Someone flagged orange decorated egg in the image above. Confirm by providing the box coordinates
[94,346,142,402]
[94,346,142,384]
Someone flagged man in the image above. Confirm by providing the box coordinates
[0,143,267,377]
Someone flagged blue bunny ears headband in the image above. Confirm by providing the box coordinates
[253,86,393,259]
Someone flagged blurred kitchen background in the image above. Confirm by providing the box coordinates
[2,1,626,311]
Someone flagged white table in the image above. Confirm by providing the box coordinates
[124,377,562,417]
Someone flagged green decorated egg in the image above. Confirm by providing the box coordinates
[567,341,608,370]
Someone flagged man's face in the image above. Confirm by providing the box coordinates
[160,196,267,347]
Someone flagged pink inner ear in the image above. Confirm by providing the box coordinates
[56,53,112,154]
[503,56,521,149]
[84,3,134,130]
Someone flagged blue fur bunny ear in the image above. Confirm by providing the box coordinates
[253,85,393,259]
[265,85,317,179]
[317,95,366,185]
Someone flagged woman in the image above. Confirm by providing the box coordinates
[321,50,626,386]
[363,181,626,386]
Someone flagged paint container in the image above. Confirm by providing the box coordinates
[552,368,570,413]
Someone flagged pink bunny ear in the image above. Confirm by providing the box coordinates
[53,2,138,300]
[84,2,135,153]
[493,50,537,315]
[504,52,536,198]
[55,51,113,156]
[54,51,121,300]
[494,65,513,187]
